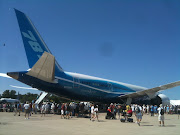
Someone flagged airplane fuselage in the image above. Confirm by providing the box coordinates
[7,71,147,103]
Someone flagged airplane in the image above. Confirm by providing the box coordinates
[0,98,20,103]
[6,9,180,105]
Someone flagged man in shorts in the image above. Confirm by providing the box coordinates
[135,104,142,126]
[157,104,165,126]
[24,101,30,119]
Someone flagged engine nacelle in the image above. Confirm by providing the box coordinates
[150,93,170,106]
[158,94,170,105]
[126,93,170,105]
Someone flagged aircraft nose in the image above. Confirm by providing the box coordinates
[7,72,19,80]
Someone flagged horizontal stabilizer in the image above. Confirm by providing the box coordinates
[119,80,180,98]
[27,52,55,83]
[0,73,12,78]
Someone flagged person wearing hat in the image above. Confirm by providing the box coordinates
[157,104,165,126]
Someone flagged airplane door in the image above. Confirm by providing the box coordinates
[108,83,113,91]
[73,78,79,88]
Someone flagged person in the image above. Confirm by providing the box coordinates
[157,104,165,127]
[106,107,115,119]
[93,105,99,122]
[69,102,74,118]
[51,102,55,114]
[90,104,95,121]
[146,105,150,115]
[125,104,131,121]
[154,105,158,116]
[45,102,49,115]
[166,105,170,114]
[110,103,115,114]
[66,103,70,119]
[17,102,21,116]
[142,104,146,115]
[170,105,173,114]
[125,104,131,113]
[131,104,135,115]
[3,103,6,112]
[29,102,32,116]
[135,105,142,126]
[32,103,36,114]
[24,101,30,119]
[150,105,154,116]
[80,103,85,116]
[117,104,122,119]
[61,103,65,119]
[34,103,38,114]
[75,103,79,117]
[126,107,132,117]
[57,104,61,115]
[14,102,18,116]
[41,103,46,117]
[114,104,117,119]
[177,106,180,119]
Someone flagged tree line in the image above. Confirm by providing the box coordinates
[0,90,70,103]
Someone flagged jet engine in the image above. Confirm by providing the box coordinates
[150,93,170,105]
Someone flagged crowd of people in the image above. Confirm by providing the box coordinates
[0,101,92,119]
[105,103,180,126]
[1,101,180,126]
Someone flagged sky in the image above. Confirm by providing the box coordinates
[0,0,180,99]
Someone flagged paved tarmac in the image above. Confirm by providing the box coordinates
[0,112,179,135]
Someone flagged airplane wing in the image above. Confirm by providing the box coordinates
[119,80,180,98]
[1,73,42,90]
[10,85,38,90]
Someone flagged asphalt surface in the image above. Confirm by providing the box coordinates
[0,112,180,135]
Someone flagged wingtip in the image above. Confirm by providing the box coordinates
[14,8,18,12]
[14,8,24,14]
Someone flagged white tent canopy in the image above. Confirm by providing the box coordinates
[170,100,180,105]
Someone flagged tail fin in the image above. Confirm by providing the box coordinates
[14,9,63,74]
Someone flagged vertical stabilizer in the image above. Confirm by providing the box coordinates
[14,9,64,75]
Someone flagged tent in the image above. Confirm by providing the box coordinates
[170,100,180,106]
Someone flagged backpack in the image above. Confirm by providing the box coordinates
[17,104,21,109]
[136,107,140,113]
[160,108,164,115]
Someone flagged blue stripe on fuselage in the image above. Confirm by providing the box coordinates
[17,71,134,97]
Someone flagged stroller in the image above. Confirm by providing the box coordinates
[121,110,133,122]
